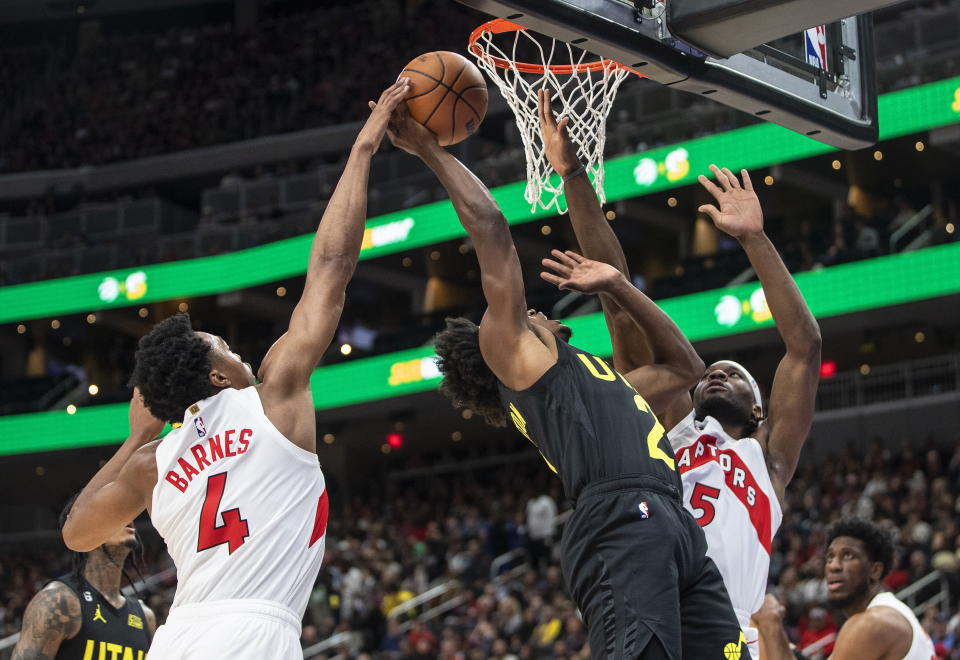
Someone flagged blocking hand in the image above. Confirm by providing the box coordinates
[540,249,623,294]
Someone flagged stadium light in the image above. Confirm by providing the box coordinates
[819,361,837,379]
[386,432,404,450]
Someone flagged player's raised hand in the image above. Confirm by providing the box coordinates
[697,165,764,238]
[357,77,412,153]
[537,89,582,177]
[540,249,623,294]
[383,100,439,156]
[128,387,165,442]
[750,593,787,628]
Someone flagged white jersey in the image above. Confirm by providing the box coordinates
[668,411,782,643]
[866,592,936,660]
[151,386,327,618]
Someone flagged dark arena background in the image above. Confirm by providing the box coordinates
[1,0,960,658]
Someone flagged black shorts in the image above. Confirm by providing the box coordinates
[561,474,745,660]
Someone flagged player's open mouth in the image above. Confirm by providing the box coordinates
[827,579,844,591]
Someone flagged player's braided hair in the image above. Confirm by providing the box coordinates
[433,317,507,427]
[128,313,216,423]
[828,517,895,578]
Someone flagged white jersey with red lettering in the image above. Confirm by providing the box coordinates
[668,411,782,659]
[149,386,327,657]
[866,592,936,660]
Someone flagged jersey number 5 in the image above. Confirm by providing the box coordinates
[690,483,721,526]
[198,472,250,554]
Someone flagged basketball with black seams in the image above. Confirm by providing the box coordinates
[401,51,488,146]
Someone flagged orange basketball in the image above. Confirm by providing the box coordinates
[401,51,488,146]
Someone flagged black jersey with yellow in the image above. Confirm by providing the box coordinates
[498,338,745,659]
[52,574,151,660]
[497,337,681,500]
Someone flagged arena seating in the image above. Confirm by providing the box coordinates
[3,433,959,658]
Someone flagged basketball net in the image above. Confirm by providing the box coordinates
[469,20,635,214]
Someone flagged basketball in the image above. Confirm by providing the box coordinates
[401,51,488,146]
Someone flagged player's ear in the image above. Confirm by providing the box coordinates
[869,560,884,584]
[209,367,231,390]
[751,404,763,425]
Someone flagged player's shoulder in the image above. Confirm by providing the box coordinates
[128,438,162,472]
[24,580,82,632]
[139,600,157,634]
[839,605,912,646]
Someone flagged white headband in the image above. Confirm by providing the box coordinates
[712,360,763,416]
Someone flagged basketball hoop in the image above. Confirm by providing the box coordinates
[469,19,640,214]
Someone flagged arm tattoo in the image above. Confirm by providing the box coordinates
[12,583,81,660]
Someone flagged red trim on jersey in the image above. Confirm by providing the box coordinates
[677,434,773,553]
[309,490,329,548]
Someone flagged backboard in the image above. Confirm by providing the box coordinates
[456,0,878,150]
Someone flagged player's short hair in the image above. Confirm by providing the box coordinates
[828,518,895,577]
[433,317,507,428]
[128,313,215,423]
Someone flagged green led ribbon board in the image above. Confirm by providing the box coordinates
[1,77,960,324]
[1,242,958,455]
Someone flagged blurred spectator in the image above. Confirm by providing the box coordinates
[525,490,557,571]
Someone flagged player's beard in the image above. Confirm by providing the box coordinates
[827,578,871,611]
[695,394,751,430]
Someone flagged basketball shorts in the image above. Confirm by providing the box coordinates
[561,474,747,660]
[148,599,302,659]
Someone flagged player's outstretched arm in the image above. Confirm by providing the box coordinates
[541,250,703,416]
[62,390,162,552]
[538,89,656,376]
[12,582,81,660]
[257,79,410,405]
[698,165,821,502]
[385,104,554,389]
[257,80,409,451]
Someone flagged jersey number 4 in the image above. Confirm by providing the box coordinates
[690,483,721,526]
[198,472,250,554]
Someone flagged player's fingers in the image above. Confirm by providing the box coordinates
[697,174,722,199]
[540,271,566,288]
[563,250,585,263]
[386,78,410,102]
[541,257,572,277]
[557,116,570,136]
[384,78,405,98]
[698,204,721,224]
[538,89,549,129]
[721,167,740,189]
[551,249,579,268]
[709,164,732,192]
[544,90,557,129]
[368,101,377,110]
[741,169,754,192]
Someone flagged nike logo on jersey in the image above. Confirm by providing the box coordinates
[165,427,252,493]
